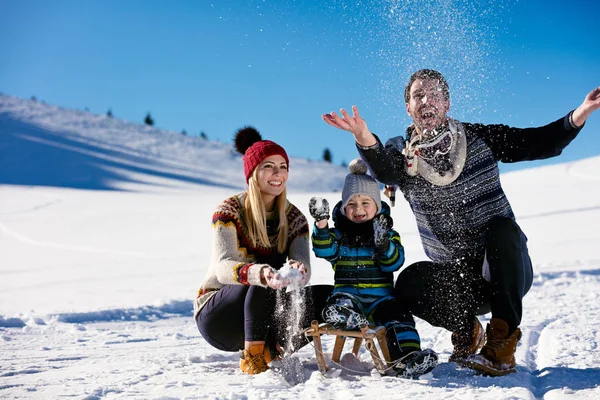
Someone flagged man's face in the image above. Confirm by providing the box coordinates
[406,78,450,133]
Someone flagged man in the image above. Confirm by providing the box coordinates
[322,69,600,376]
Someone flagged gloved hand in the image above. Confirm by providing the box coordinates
[384,185,397,207]
[308,197,330,221]
[373,214,391,256]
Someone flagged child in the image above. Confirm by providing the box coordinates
[309,159,437,378]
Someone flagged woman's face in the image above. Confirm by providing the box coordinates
[344,195,377,223]
[255,155,288,200]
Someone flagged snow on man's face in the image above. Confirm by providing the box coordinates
[406,78,450,132]
[256,155,288,203]
[344,194,377,223]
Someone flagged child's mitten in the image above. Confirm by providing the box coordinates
[373,214,391,255]
[308,197,330,221]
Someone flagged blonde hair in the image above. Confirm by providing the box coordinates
[243,171,289,253]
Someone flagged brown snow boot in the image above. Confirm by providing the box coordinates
[464,318,521,376]
[449,317,485,362]
[239,343,269,375]
[264,342,284,364]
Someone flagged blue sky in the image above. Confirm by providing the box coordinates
[1,0,598,173]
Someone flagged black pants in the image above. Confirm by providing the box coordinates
[395,216,533,333]
[196,284,332,353]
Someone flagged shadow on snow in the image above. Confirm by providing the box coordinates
[0,300,193,327]
[431,362,600,395]
[0,115,240,191]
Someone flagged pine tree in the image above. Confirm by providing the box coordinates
[144,113,154,126]
[200,131,208,140]
[181,130,187,136]
[107,109,113,118]
[323,148,332,163]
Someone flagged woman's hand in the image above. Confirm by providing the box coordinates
[288,260,309,286]
[261,261,309,290]
[261,266,289,290]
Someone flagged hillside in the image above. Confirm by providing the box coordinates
[0,93,347,192]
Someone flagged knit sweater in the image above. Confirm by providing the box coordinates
[358,113,582,264]
[193,192,310,319]
[311,201,405,297]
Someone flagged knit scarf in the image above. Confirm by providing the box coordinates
[402,117,467,186]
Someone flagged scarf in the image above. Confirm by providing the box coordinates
[402,118,467,186]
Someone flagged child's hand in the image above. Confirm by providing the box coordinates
[373,214,391,256]
[309,197,330,222]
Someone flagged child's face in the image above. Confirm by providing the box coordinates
[344,195,377,223]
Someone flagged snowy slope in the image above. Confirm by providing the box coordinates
[0,93,348,192]
[0,94,599,399]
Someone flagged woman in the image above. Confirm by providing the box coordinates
[194,126,332,375]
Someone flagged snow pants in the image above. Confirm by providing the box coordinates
[395,216,533,333]
[195,284,332,353]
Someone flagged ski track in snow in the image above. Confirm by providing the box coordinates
[0,220,172,258]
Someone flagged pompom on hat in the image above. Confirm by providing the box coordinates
[234,126,289,183]
[341,158,382,215]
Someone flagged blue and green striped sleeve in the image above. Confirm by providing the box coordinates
[311,225,339,261]
[378,230,405,273]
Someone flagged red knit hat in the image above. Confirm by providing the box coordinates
[234,126,289,183]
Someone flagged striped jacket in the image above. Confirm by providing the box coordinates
[358,113,582,264]
[311,201,405,297]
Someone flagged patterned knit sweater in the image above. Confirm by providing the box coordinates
[311,201,405,297]
[193,192,310,319]
[358,113,582,264]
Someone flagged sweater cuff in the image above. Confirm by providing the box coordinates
[247,264,268,287]
[356,140,380,151]
[565,110,584,130]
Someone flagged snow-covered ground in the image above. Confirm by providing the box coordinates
[1,94,599,399]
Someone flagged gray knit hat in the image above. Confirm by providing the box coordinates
[341,159,381,215]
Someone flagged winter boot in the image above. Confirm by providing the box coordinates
[392,349,438,379]
[322,294,369,330]
[264,342,284,365]
[464,318,521,376]
[449,317,485,362]
[323,304,369,330]
[239,343,269,375]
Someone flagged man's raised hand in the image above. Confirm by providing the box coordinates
[322,105,377,147]
[572,85,600,127]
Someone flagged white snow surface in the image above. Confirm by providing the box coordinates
[1,94,599,399]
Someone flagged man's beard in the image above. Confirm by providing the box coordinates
[419,116,448,139]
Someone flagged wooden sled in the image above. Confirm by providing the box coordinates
[304,320,391,374]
